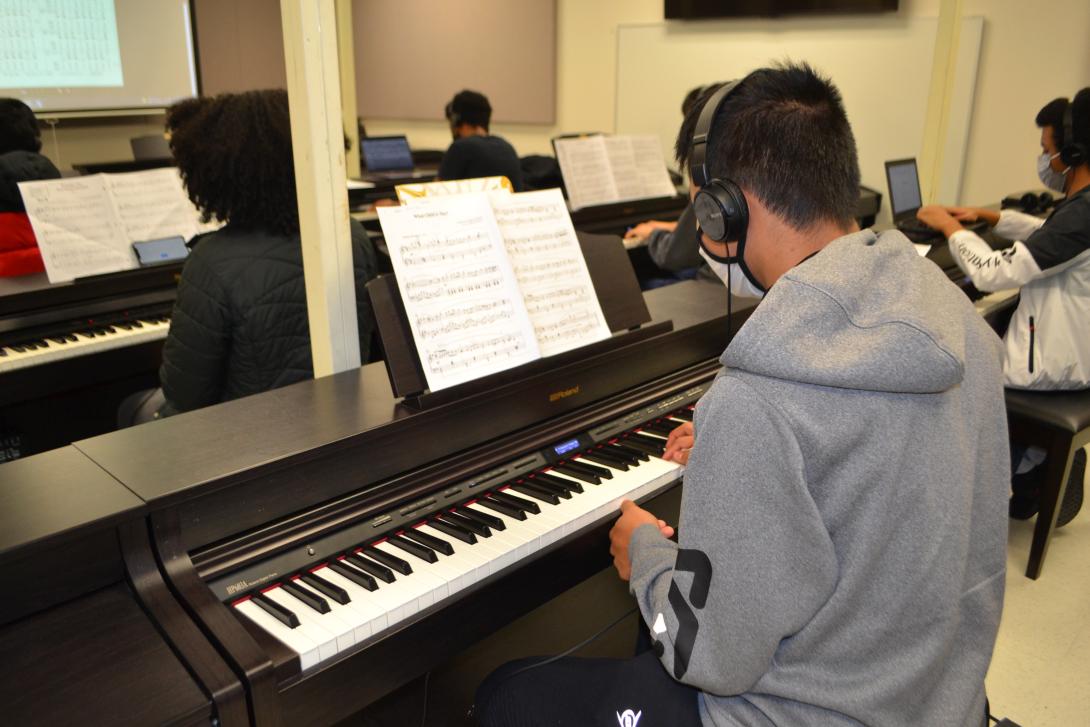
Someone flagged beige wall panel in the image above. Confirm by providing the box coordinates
[353,0,556,124]
[194,0,287,95]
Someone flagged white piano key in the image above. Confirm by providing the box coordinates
[0,319,170,373]
[310,566,388,640]
[368,541,449,611]
[262,586,343,661]
[234,598,323,671]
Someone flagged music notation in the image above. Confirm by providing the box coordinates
[554,135,677,210]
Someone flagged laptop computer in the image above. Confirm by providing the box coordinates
[360,135,430,180]
[883,158,988,242]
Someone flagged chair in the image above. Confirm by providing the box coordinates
[1005,388,1090,579]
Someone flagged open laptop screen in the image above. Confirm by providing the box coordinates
[885,158,923,220]
[361,136,414,172]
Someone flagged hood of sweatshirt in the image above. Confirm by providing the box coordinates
[0,150,61,213]
[724,229,970,394]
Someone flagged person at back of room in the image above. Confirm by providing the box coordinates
[0,98,61,277]
[439,89,524,191]
[157,89,378,417]
[916,88,1090,526]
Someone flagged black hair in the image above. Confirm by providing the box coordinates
[1036,89,1090,158]
[446,90,492,131]
[675,62,861,231]
[167,89,299,236]
[680,85,709,116]
[0,98,42,155]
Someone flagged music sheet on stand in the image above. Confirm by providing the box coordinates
[553,136,617,210]
[491,189,611,357]
[18,175,132,282]
[378,194,540,392]
[105,169,204,243]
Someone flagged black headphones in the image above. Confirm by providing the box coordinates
[445,101,460,127]
[689,80,749,249]
[1060,100,1087,168]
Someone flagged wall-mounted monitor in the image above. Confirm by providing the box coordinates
[665,0,898,19]
[0,0,199,116]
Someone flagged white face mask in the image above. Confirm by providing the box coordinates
[698,246,765,299]
[1037,151,1069,193]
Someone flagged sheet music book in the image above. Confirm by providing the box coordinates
[554,135,678,210]
[19,168,217,283]
[377,188,612,392]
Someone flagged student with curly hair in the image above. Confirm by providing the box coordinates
[157,89,378,416]
[0,98,61,277]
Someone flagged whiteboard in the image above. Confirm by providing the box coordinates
[615,17,984,218]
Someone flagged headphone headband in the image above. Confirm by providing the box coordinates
[689,79,741,187]
[1061,99,1087,167]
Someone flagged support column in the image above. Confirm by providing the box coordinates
[336,0,361,179]
[918,0,963,203]
[280,0,360,377]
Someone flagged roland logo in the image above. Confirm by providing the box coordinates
[549,385,581,402]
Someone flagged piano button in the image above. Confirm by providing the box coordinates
[251,592,300,628]
[456,505,505,530]
[403,527,455,556]
[551,464,601,485]
[362,546,413,575]
[263,587,349,658]
[491,489,541,515]
[282,579,331,614]
[346,553,397,583]
[510,482,561,505]
[440,511,491,537]
[523,477,573,499]
[533,471,583,494]
[580,450,630,471]
[329,559,378,590]
[387,534,439,564]
[607,443,650,462]
[235,599,323,671]
[477,496,527,520]
[300,571,351,605]
[429,517,478,544]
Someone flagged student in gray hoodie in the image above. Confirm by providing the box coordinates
[475,63,1009,727]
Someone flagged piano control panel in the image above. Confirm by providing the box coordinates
[213,381,713,672]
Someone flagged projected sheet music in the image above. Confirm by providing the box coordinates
[378,194,540,391]
[491,189,611,357]
[0,0,124,88]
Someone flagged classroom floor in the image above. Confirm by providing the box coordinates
[986,450,1090,726]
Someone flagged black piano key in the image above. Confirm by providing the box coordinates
[11,345,26,352]
[581,450,630,471]
[429,517,478,544]
[491,490,541,514]
[48,336,68,344]
[673,408,695,421]
[281,579,331,614]
[522,477,572,499]
[477,497,527,521]
[328,560,378,591]
[0,348,7,357]
[533,471,584,494]
[442,510,492,537]
[117,323,133,330]
[362,546,413,575]
[510,482,561,505]
[623,436,664,456]
[402,527,455,556]
[387,534,439,564]
[251,592,300,628]
[300,571,351,605]
[131,321,144,328]
[561,459,613,480]
[347,552,397,582]
[551,464,601,485]
[65,333,78,341]
[643,420,677,437]
[456,505,506,530]
[607,442,650,462]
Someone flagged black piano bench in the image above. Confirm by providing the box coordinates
[1005,388,1090,579]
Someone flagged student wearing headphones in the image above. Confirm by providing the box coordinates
[439,90,523,191]
[474,63,1007,727]
[917,89,1090,525]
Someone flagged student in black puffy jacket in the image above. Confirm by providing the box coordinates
[158,90,378,416]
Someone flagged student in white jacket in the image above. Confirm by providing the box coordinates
[917,88,1090,525]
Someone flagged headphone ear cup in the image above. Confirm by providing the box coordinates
[694,180,749,243]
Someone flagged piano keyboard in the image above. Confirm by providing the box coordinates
[0,315,171,373]
[230,408,695,672]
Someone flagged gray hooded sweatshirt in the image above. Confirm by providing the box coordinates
[629,229,1009,727]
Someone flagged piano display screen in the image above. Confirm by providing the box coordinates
[552,438,580,456]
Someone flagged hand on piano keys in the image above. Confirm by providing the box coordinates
[230,406,697,673]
